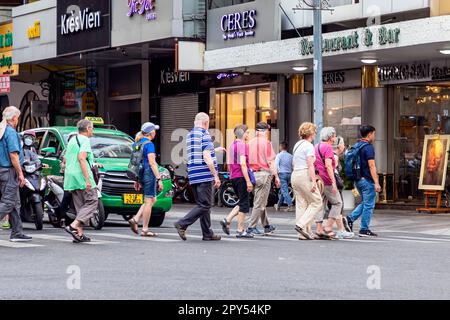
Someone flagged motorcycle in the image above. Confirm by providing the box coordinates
[44,173,106,230]
[19,160,47,230]
[164,164,195,203]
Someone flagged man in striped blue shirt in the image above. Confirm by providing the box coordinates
[174,113,221,241]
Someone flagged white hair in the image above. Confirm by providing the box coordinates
[320,127,336,142]
[2,106,20,122]
[194,112,210,127]
[77,119,93,133]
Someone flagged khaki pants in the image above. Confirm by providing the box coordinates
[71,188,98,226]
[248,171,273,229]
[292,169,323,229]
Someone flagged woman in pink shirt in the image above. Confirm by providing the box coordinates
[220,125,254,239]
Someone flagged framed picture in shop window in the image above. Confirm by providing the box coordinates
[418,135,450,191]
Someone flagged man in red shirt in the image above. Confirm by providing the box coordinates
[246,122,281,236]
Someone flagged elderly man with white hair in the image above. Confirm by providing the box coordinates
[174,112,221,241]
[0,106,32,242]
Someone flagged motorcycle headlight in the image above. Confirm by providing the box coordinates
[24,164,36,174]
[24,179,35,191]
[160,168,171,181]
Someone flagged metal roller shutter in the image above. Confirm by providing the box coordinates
[160,94,198,172]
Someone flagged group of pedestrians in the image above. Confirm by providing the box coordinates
[0,106,380,244]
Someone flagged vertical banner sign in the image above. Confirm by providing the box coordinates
[0,75,11,93]
[57,0,111,56]
[0,23,19,76]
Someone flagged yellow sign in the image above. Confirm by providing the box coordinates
[28,21,41,39]
[85,116,103,125]
[0,23,18,76]
[82,92,96,113]
[123,194,144,205]
[75,70,86,89]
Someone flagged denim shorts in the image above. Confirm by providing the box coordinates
[142,171,157,199]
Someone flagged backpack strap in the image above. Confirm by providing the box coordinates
[293,140,305,155]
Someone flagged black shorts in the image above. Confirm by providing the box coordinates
[232,177,250,214]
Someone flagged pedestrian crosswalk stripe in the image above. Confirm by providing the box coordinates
[97,233,179,242]
[31,234,118,245]
[382,237,440,244]
[0,240,43,248]
[388,235,450,243]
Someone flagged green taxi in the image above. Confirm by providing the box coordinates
[28,125,173,226]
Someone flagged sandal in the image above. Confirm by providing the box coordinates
[141,230,158,237]
[65,225,82,242]
[128,218,139,235]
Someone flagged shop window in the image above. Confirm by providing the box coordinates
[208,0,254,9]
[324,89,361,147]
[394,84,450,200]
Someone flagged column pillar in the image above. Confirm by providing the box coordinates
[361,65,388,173]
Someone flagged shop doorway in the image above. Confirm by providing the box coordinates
[394,83,450,200]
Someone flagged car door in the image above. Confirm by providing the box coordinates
[40,129,63,176]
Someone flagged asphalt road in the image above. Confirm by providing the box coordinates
[1,204,450,300]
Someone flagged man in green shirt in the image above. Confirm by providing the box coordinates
[63,119,97,243]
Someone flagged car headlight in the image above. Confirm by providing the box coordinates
[160,168,171,181]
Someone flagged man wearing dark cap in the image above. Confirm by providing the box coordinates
[247,122,281,236]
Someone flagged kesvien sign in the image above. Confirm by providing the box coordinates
[127,0,157,21]
[221,10,257,41]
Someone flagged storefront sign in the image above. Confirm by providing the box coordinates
[207,0,280,50]
[305,69,360,91]
[60,7,101,35]
[221,10,257,41]
[0,23,18,77]
[127,0,157,21]
[300,27,400,56]
[27,21,41,39]
[0,75,10,93]
[160,68,190,85]
[323,71,345,86]
[57,0,111,56]
[217,72,239,80]
[379,62,450,84]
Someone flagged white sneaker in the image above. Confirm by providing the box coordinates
[274,204,279,211]
[337,231,355,239]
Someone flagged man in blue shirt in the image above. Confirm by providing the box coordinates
[275,141,294,212]
[0,106,32,242]
[344,125,381,238]
[174,113,221,241]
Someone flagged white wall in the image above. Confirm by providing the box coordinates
[281,0,430,30]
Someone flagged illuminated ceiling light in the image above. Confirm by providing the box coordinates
[439,49,450,55]
[361,59,378,64]
[292,66,308,72]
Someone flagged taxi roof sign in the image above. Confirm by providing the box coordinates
[85,117,104,125]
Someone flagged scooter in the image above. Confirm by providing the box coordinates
[19,160,47,230]
[44,174,106,230]
[164,164,195,203]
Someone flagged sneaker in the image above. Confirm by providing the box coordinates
[2,221,11,230]
[343,216,353,232]
[10,234,32,242]
[359,230,378,237]
[336,231,355,239]
[73,234,91,243]
[274,204,280,212]
[202,234,221,241]
[246,227,264,236]
[264,225,276,235]
[220,218,230,235]
[174,222,187,241]
[236,231,254,239]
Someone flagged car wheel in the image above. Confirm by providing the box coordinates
[150,213,165,227]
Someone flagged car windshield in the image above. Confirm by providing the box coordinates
[64,133,134,159]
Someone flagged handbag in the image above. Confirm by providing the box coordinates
[76,136,100,184]
[317,143,344,190]
[233,141,256,185]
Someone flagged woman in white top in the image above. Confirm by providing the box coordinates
[292,122,323,240]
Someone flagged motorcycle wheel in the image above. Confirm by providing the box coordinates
[33,202,44,231]
[182,189,194,203]
[90,201,106,230]
[220,186,239,208]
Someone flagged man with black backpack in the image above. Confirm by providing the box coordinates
[343,125,381,237]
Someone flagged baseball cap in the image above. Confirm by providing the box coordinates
[141,122,160,134]
[256,122,270,131]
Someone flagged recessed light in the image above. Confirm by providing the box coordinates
[292,66,308,72]
[361,59,378,64]
[439,49,450,55]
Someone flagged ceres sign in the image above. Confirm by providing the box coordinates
[221,10,257,41]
